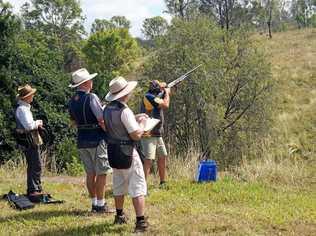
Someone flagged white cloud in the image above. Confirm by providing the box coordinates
[8,0,171,38]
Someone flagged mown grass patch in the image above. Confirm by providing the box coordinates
[1,175,315,235]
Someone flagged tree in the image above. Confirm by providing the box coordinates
[199,0,245,30]
[90,16,131,34]
[110,16,131,29]
[142,16,168,40]
[21,0,85,42]
[291,0,316,28]
[165,0,199,18]
[0,1,78,170]
[83,28,140,95]
[91,19,114,34]
[21,0,86,72]
[0,1,21,161]
[260,0,275,38]
[143,17,273,167]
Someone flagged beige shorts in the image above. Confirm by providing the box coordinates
[78,140,112,175]
[112,150,147,198]
[140,137,168,160]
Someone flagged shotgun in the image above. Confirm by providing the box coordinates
[158,64,202,98]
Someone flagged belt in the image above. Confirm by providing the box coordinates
[15,129,36,134]
[77,124,100,130]
[107,138,134,145]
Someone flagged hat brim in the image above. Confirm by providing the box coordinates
[17,88,37,99]
[105,81,138,102]
[68,73,98,88]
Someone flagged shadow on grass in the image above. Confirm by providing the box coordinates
[34,222,126,236]
[0,208,128,235]
[0,209,88,223]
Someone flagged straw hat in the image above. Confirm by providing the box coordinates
[17,84,37,99]
[69,68,97,88]
[105,76,137,102]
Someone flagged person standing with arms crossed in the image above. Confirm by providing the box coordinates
[68,68,113,213]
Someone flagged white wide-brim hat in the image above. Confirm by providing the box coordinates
[105,76,138,102]
[69,68,97,88]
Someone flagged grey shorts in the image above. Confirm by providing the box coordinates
[78,140,112,175]
[140,137,168,160]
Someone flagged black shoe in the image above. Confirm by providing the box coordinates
[91,205,98,213]
[159,181,168,189]
[114,214,128,224]
[93,204,115,214]
[134,218,149,233]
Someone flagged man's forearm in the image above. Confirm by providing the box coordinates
[163,92,170,108]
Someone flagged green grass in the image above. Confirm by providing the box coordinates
[0,171,315,235]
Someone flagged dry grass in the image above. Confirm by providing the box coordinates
[168,148,201,180]
[234,29,316,187]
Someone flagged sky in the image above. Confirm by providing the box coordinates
[9,0,171,38]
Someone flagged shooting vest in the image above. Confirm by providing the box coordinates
[141,92,164,137]
[103,101,134,169]
[14,102,42,148]
[69,91,104,148]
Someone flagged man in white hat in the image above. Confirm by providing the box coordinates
[68,68,113,213]
[15,84,44,198]
[103,76,149,233]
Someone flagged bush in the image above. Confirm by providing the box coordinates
[143,17,273,168]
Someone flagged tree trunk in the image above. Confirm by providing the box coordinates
[267,0,273,39]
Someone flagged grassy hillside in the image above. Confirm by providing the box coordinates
[0,29,315,235]
[264,29,315,157]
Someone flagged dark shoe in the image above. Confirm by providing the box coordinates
[114,214,128,224]
[91,205,98,213]
[94,204,115,214]
[27,192,44,203]
[134,218,149,233]
[159,181,168,189]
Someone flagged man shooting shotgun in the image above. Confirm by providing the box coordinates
[140,64,202,187]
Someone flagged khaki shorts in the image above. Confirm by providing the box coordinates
[140,137,168,160]
[112,150,147,198]
[78,140,112,175]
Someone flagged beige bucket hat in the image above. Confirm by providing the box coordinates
[105,76,137,102]
[69,68,98,88]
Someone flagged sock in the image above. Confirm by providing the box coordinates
[116,209,123,216]
[136,216,145,222]
[91,197,97,206]
[97,199,105,207]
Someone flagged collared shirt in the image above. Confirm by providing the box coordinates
[119,101,141,134]
[16,100,40,131]
[118,101,141,158]
[77,89,103,120]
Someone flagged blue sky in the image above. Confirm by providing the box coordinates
[9,0,171,37]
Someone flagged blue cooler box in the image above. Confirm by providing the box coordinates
[195,160,217,182]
